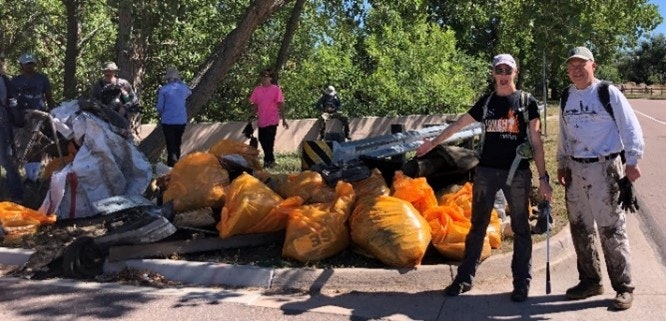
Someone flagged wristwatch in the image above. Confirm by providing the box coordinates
[539,172,550,183]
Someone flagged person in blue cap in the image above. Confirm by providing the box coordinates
[11,53,57,183]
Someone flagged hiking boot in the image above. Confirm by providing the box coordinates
[612,292,633,310]
[444,281,472,296]
[511,286,529,302]
[565,281,604,300]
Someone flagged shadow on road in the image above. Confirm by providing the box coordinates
[276,290,613,321]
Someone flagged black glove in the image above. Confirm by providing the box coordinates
[532,200,553,234]
[618,176,640,213]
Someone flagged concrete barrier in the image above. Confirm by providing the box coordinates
[139,114,458,156]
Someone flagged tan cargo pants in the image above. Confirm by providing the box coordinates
[564,155,634,293]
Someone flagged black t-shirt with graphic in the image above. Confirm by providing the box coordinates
[468,91,540,170]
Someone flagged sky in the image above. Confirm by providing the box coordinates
[651,0,666,35]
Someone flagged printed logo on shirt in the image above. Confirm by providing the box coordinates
[563,100,604,117]
[485,108,520,140]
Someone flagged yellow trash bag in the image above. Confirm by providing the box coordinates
[260,170,336,204]
[281,181,356,262]
[163,152,230,213]
[351,169,390,205]
[208,139,262,171]
[391,171,438,214]
[217,172,285,238]
[436,237,492,261]
[350,195,431,268]
[0,202,57,239]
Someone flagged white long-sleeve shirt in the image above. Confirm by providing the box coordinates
[557,79,644,167]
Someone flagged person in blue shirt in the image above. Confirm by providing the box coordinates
[11,53,57,183]
[156,67,191,167]
[11,53,56,112]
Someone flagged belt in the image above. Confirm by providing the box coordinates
[570,152,621,164]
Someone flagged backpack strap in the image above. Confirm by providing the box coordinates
[597,81,615,122]
[505,90,534,185]
[560,86,571,114]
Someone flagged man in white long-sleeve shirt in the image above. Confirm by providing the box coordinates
[556,46,645,311]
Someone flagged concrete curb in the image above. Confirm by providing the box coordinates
[0,248,34,266]
[104,259,274,288]
[635,195,666,265]
[0,226,573,292]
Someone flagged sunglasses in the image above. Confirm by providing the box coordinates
[494,67,513,75]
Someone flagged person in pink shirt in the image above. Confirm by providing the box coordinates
[249,69,288,168]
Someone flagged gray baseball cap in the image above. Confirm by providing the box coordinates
[19,53,37,65]
[566,47,594,62]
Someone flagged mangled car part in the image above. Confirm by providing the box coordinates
[56,195,176,279]
[301,123,482,185]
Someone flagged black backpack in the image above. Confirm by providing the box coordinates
[560,81,614,121]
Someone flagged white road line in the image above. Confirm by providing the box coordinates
[635,110,666,125]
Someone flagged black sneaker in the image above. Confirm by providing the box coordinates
[612,292,633,310]
[511,286,529,302]
[444,281,472,296]
[565,281,604,300]
[264,161,276,169]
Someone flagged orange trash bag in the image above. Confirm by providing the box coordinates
[0,202,57,239]
[350,195,431,268]
[281,181,356,262]
[163,152,230,213]
[423,206,452,244]
[391,171,438,214]
[217,172,285,238]
[487,209,503,249]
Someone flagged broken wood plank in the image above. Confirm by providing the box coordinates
[107,231,284,262]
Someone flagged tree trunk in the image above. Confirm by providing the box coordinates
[0,28,5,73]
[115,0,144,92]
[138,0,292,162]
[62,0,82,100]
[273,0,306,84]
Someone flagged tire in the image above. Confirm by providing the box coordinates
[61,236,108,279]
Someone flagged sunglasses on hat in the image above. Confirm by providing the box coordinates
[494,67,513,75]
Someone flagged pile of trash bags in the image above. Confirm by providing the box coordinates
[6,97,504,269]
[162,143,505,268]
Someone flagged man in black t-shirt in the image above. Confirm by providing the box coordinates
[416,53,552,302]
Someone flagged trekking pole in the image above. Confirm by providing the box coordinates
[544,200,552,294]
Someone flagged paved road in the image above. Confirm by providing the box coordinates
[629,99,666,264]
[1,99,665,321]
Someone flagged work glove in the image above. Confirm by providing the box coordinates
[532,200,553,234]
[618,176,640,213]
